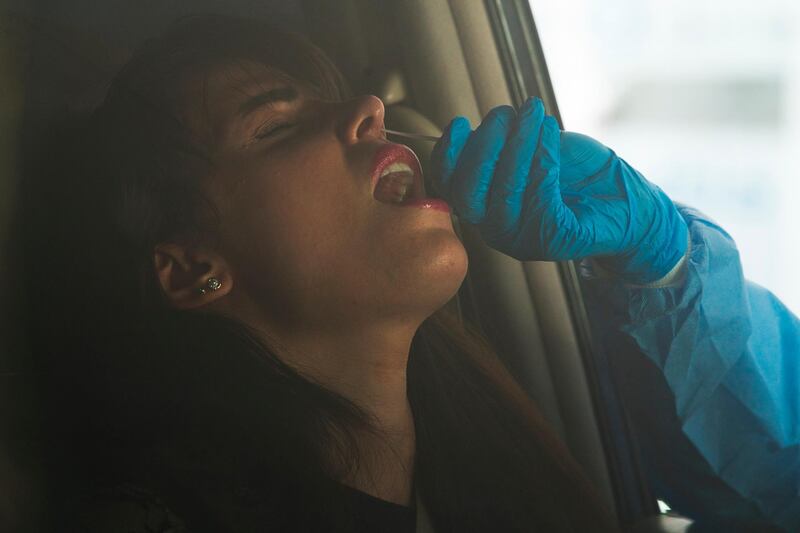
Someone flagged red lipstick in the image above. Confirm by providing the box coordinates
[370,143,424,198]
[398,198,451,213]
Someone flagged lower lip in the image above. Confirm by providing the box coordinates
[399,198,451,213]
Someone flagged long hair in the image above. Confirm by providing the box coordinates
[25,15,618,533]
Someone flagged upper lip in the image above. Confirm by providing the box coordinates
[370,143,425,200]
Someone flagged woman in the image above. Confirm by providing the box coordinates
[26,14,619,533]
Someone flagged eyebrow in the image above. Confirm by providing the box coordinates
[238,86,299,118]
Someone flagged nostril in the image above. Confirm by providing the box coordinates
[339,95,385,143]
[356,115,376,139]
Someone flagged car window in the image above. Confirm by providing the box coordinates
[530,0,800,314]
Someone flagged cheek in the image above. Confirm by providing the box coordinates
[217,150,367,290]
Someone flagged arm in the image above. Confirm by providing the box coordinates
[582,205,800,531]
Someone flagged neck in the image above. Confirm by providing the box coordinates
[259,320,419,506]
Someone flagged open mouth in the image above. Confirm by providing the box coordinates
[371,144,425,205]
[373,162,421,204]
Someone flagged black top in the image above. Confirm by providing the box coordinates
[343,484,417,533]
[68,481,417,533]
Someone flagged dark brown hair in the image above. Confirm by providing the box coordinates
[28,14,618,533]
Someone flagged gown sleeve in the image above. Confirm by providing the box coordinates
[580,204,800,532]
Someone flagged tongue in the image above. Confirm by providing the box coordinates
[373,172,412,204]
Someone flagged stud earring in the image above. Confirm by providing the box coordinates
[198,277,222,295]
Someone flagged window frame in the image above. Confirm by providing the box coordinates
[482,0,661,524]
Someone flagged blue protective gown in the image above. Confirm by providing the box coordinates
[581,205,800,532]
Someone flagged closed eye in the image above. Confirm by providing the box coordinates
[255,122,294,139]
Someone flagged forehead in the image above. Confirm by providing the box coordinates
[192,61,299,124]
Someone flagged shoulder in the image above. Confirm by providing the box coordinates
[70,483,187,533]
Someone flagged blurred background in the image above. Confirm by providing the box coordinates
[531,0,800,314]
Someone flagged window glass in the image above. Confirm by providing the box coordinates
[530,0,800,314]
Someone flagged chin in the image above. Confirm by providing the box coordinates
[392,228,469,315]
[425,235,469,294]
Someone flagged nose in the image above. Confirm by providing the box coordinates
[336,95,386,145]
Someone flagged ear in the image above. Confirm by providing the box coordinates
[153,243,233,310]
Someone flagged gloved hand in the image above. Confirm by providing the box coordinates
[429,97,688,285]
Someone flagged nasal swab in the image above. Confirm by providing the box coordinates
[383,128,440,143]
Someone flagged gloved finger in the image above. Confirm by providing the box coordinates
[450,105,516,224]
[483,97,545,240]
[558,131,614,189]
[524,115,580,260]
[429,116,472,201]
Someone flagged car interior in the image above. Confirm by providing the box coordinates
[1,0,698,531]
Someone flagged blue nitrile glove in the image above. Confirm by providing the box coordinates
[429,97,688,285]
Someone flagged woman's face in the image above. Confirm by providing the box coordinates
[190,62,468,335]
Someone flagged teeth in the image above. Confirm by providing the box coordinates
[380,162,413,179]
